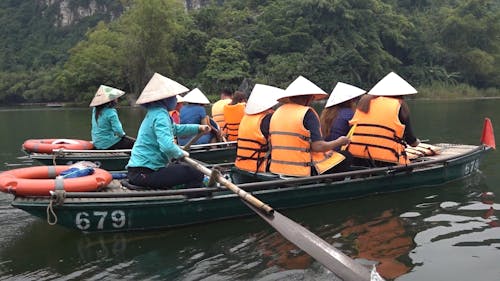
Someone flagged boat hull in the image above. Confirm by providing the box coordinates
[11,144,490,232]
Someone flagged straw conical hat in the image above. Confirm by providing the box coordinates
[89,85,125,107]
[325,82,366,108]
[368,72,417,96]
[245,84,284,114]
[136,73,189,105]
[280,76,328,101]
[182,88,210,105]
[176,95,184,103]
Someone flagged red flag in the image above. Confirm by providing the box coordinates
[481,118,496,149]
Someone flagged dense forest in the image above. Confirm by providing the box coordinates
[0,0,499,105]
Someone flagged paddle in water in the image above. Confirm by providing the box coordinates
[183,156,383,281]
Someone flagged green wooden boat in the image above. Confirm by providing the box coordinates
[25,141,237,171]
[9,143,491,233]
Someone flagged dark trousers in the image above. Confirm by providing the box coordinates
[127,162,203,189]
[108,136,135,149]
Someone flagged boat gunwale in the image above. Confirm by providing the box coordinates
[11,144,489,202]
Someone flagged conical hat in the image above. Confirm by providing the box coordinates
[245,84,284,114]
[325,82,366,108]
[176,95,184,103]
[182,88,210,105]
[89,85,125,107]
[280,76,328,101]
[136,73,189,105]
[368,72,417,96]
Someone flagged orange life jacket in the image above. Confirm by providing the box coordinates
[235,113,270,173]
[348,96,408,164]
[211,99,231,131]
[169,110,180,124]
[223,103,245,141]
[269,103,345,177]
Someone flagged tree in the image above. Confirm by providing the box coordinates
[201,38,250,92]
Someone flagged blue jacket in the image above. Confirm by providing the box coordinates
[91,107,125,149]
[127,106,199,170]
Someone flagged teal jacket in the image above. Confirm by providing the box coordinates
[127,106,199,170]
[91,107,125,149]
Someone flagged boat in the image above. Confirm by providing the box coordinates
[23,141,237,170]
[6,141,492,233]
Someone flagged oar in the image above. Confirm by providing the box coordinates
[182,132,204,151]
[183,157,376,281]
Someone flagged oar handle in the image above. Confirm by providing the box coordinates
[184,157,274,215]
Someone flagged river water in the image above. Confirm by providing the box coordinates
[0,100,499,281]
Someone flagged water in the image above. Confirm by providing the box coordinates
[0,100,499,280]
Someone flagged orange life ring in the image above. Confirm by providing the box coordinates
[22,139,94,153]
[0,166,112,196]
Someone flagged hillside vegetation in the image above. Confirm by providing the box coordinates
[0,0,499,104]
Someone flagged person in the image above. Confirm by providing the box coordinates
[348,72,420,166]
[89,85,135,150]
[178,88,213,145]
[169,95,184,124]
[269,76,351,177]
[235,84,284,173]
[320,82,366,146]
[211,88,232,131]
[223,91,247,141]
[126,73,211,189]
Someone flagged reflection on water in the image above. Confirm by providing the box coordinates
[340,210,414,280]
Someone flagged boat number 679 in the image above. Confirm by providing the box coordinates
[75,210,126,230]
[464,159,479,175]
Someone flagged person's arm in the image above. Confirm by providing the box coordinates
[304,110,350,152]
[154,114,186,159]
[260,113,272,138]
[399,110,420,146]
[108,109,126,137]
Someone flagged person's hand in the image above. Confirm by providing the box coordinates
[336,136,350,147]
[180,150,190,159]
[410,138,420,147]
[199,125,211,134]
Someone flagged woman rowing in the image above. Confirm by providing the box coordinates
[90,85,135,150]
[178,88,213,145]
[126,73,210,189]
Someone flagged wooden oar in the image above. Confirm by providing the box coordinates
[183,156,375,281]
[182,132,204,151]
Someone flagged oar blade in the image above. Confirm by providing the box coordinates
[244,201,372,281]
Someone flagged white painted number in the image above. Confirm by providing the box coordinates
[93,211,108,229]
[111,210,126,228]
[464,159,479,175]
[75,210,126,230]
[76,212,90,230]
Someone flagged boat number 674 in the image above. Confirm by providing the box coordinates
[75,210,126,230]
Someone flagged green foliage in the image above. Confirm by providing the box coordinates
[201,38,250,92]
[0,0,499,104]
